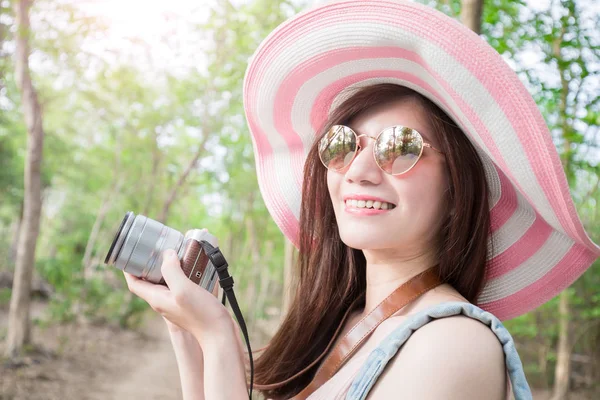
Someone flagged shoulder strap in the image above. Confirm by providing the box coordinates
[344,302,533,400]
[254,268,441,396]
[292,267,441,399]
[253,296,363,391]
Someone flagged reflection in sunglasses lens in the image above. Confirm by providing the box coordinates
[319,125,357,170]
[375,127,422,175]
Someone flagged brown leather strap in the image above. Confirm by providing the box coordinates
[254,268,441,394]
[292,267,441,399]
[253,296,364,391]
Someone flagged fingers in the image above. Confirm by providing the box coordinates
[123,271,168,306]
[160,249,192,293]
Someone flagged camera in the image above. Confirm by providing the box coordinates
[105,211,255,397]
[104,211,219,292]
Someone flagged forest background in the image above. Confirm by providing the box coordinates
[0,0,599,399]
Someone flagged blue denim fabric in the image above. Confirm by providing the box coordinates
[345,302,532,400]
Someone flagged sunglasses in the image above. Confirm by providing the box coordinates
[318,125,444,176]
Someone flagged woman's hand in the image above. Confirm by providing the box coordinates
[124,248,232,344]
[163,317,189,334]
[161,278,221,335]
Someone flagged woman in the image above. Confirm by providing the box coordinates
[124,1,600,399]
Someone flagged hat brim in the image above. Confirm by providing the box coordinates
[242,0,600,320]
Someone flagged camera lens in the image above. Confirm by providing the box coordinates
[105,211,134,265]
[104,212,184,283]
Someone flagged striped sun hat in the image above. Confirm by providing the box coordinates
[242,0,600,320]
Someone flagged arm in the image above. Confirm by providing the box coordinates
[168,326,206,400]
[125,249,248,400]
[194,317,249,400]
[163,308,248,400]
[367,316,506,400]
[166,281,223,400]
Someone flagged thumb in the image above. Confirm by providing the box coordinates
[160,249,190,291]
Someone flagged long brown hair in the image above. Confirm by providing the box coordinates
[254,84,491,399]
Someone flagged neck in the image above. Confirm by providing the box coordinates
[361,248,437,315]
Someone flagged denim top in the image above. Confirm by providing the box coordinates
[307,301,533,400]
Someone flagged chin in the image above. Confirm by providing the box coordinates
[339,231,391,250]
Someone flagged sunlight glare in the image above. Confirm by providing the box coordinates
[79,0,211,40]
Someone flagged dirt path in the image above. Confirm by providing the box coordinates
[88,316,182,400]
[1,303,183,400]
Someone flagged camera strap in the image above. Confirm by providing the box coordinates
[253,267,441,399]
[290,267,441,399]
[200,240,254,399]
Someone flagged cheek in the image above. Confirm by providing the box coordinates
[396,169,448,218]
[326,170,338,201]
[327,171,345,220]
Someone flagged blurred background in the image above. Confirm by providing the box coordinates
[0,0,598,399]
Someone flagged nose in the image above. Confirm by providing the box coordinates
[344,138,383,185]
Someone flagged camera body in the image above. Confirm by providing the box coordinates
[104,212,218,292]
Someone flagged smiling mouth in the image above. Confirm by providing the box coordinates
[344,199,396,210]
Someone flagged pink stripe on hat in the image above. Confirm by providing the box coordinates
[481,244,596,320]
[487,216,553,280]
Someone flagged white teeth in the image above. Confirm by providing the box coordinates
[345,199,393,210]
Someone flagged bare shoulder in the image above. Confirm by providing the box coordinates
[368,315,506,400]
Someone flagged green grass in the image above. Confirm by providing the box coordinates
[0,288,11,305]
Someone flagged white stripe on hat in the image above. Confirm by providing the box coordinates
[271,151,302,220]
[487,187,537,258]
[478,231,574,303]
[480,150,503,209]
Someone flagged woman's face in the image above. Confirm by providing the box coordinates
[327,99,449,255]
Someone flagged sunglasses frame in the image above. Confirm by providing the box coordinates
[319,124,445,176]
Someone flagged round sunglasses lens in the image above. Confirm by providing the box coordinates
[318,125,357,170]
[374,126,423,174]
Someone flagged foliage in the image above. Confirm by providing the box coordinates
[0,288,11,305]
[0,0,598,391]
[1,0,300,328]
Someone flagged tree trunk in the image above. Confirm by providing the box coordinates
[82,189,110,277]
[0,0,8,93]
[142,131,161,215]
[5,0,45,358]
[83,133,123,280]
[243,216,261,314]
[551,21,572,400]
[538,343,548,378]
[82,178,123,279]
[8,204,24,265]
[551,290,571,400]
[158,133,210,224]
[251,240,274,333]
[460,0,484,34]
